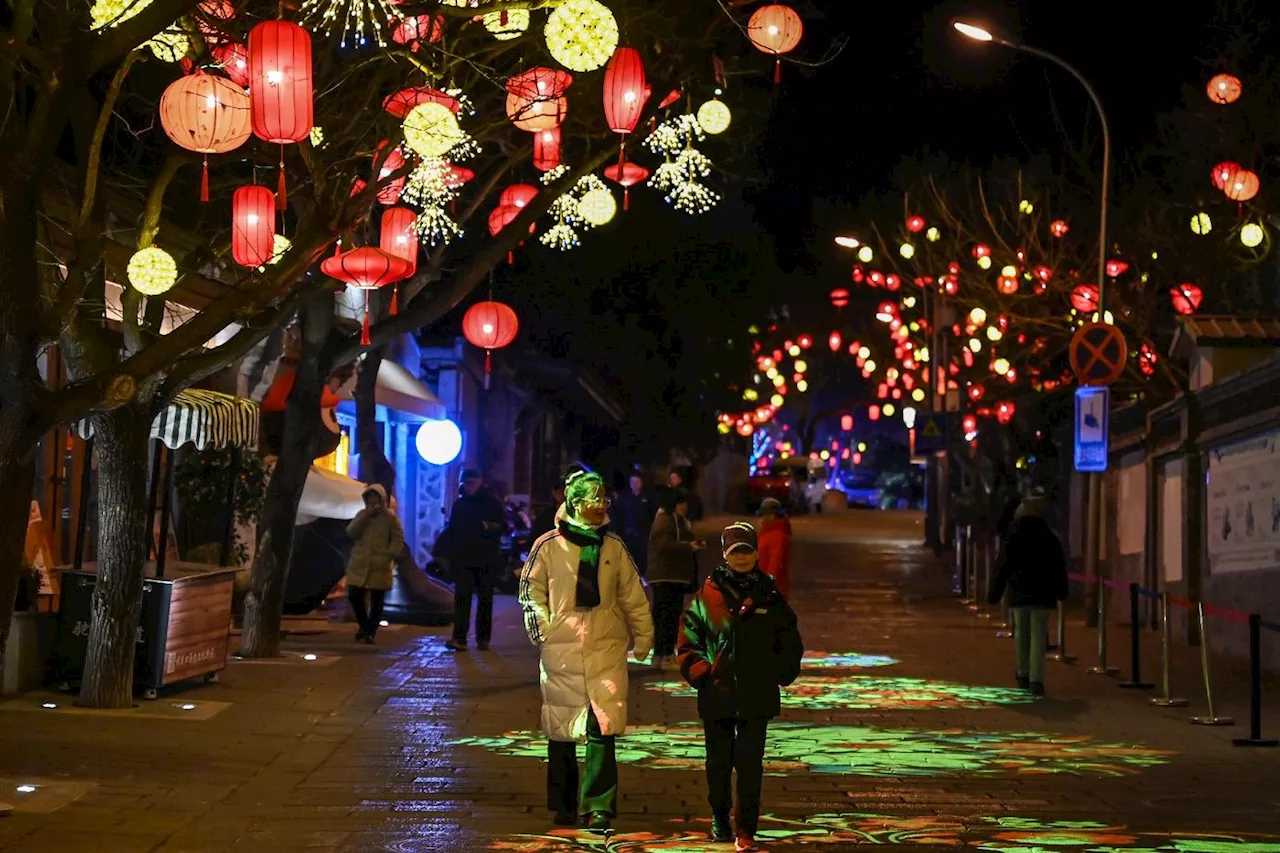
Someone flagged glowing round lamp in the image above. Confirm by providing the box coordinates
[1224,169,1260,202]
[1206,73,1242,104]
[1050,219,1069,237]
[747,4,803,82]
[128,246,178,296]
[403,102,463,158]
[696,99,731,134]
[1171,283,1203,315]
[505,67,574,132]
[1190,212,1212,235]
[544,0,618,73]
[899,242,914,259]
[1241,223,1265,247]
[415,418,462,466]
[577,187,617,225]
[856,246,873,263]
[148,28,190,62]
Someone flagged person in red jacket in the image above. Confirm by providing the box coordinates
[755,498,792,598]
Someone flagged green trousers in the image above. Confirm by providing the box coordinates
[1012,605,1053,684]
[546,707,617,817]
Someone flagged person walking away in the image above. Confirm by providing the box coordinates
[986,495,1068,696]
[678,522,803,852]
[755,498,793,599]
[519,469,654,832]
[445,469,506,652]
[647,487,703,670]
[346,484,404,644]
[614,474,655,573]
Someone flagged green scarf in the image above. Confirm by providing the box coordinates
[558,517,604,608]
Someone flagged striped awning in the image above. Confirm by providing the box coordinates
[75,389,259,450]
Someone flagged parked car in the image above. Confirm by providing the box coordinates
[746,465,794,511]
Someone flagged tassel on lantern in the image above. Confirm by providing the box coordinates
[484,350,492,390]
[201,157,210,203]
[507,250,514,265]
[774,58,782,84]
[276,147,287,210]
[360,290,371,346]
[617,141,627,172]
[623,187,630,210]
[390,284,399,316]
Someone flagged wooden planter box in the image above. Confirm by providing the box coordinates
[3,610,57,696]
[55,562,237,699]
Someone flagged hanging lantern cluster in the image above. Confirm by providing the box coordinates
[507,67,573,171]
[462,301,520,388]
[544,0,619,73]
[646,115,719,215]
[538,169,616,251]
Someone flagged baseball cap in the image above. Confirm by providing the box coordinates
[721,522,758,554]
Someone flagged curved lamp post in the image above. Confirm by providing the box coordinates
[953,20,1111,314]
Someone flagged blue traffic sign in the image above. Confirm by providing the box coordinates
[915,413,949,454]
[1074,386,1110,473]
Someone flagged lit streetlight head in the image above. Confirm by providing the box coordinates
[834,236,860,248]
[954,21,994,42]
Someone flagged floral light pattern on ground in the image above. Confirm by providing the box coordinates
[801,651,899,669]
[487,814,1280,851]
[646,675,1034,710]
[453,722,1173,778]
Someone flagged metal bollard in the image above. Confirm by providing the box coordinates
[969,533,987,614]
[1149,593,1188,707]
[959,525,973,603]
[1048,600,1076,662]
[1191,602,1233,726]
[953,526,966,597]
[1231,614,1278,747]
[975,538,993,619]
[1086,581,1119,675]
[1118,582,1154,689]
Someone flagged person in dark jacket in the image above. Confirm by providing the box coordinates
[614,474,656,571]
[987,495,1068,695]
[677,522,803,852]
[445,469,507,651]
[647,487,703,670]
[530,483,566,542]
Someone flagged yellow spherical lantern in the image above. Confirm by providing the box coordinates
[259,234,292,271]
[147,27,190,62]
[576,187,617,225]
[1241,222,1265,247]
[402,102,462,158]
[89,0,152,30]
[544,0,618,73]
[856,245,873,263]
[926,226,940,242]
[977,255,992,270]
[899,242,915,259]
[127,246,178,296]
[696,99,731,134]
[484,8,529,40]
[1190,212,1212,235]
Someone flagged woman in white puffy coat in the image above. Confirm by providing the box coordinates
[518,469,654,832]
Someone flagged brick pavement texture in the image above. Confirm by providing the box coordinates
[2,510,1280,852]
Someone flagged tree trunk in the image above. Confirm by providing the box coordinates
[238,295,329,658]
[354,346,396,494]
[78,404,152,709]
[0,455,35,689]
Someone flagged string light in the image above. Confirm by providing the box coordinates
[402,158,457,209]
[411,206,463,247]
[540,222,580,251]
[645,114,705,156]
[299,0,398,47]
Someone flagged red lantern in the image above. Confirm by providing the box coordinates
[533,127,561,172]
[828,331,842,352]
[1211,161,1241,190]
[747,4,803,83]
[500,184,539,209]
[392,14,444,51]
[996,401,1015,425]
[444,164,475,189]
[1050,219,1069,237]
[1139,342,1158,376]
[868,405,881,421]
[212,42,250,88]
[1224,169,1260,201]
[603,161,649,209]
[463,300,520,387]
[196,0,234,44]
[829,287,849,308]
[231,185,275,267]
[380,206,418,275]
[1070,284,1099,313]
[383,87,460,119]
[971,243,991,259]
[1106,259,1129,277]
[997,276,1018,294]
[1207,73,1242,104]
[1170,283,1203,315]
[489,204,535,263]
[505,67,573,132]
[321,247,413,346]
[159,73,251,202]
[374,142,406,205]
[797,334,813,349]
[603,47,648,134]
[248,21,313,208]
[840,414,853,431]
[906,214,925,233]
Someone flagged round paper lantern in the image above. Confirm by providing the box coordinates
[829,287,849,308]
[747,4,803,82]
[1050,219,1069,237]
[1190,211,1212,234]
[1241,222,1265,247]
[1207,73,1242,104]
[213,42,250,88]
[1211,161,1241,190]
[383,87,460,119]
[463,300,520,387]
[506,67,573,132]
[415,418,462,465]
[696,98,731,134]
[231,185,276,268]
[248,21,313,145]
[374,142,407,204]
[603,161,649,209]
[577,187,617,225]
[1224,169,1260,201]
[544,0,619,73]
[500,184,539,209]
[484,8,528,40]
[906,215,925,233]
[603,47,648,136]
[380,206,418,275]
[196,0,234,42]
[534,127,562,172]
[128,246,178,296]
[402,102,463,158]
[828,331,842,352]
[392,14,444,50]
[1170,283,1202,315]
[158,73,252,201]
[321,247,413,345]
[997,275,1018,294]
[1070,283,1099,313]
[488,205,536,237]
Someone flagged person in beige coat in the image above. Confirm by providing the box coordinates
[346,484,404,644]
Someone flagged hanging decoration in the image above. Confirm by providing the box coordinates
[127,246,179,296]
[373,142,408,205]
[533,127,562,171]
[321,247,413,345]
[544,0,619,73]
[603,161,649,209]
[746,4,803,83]
[538,165,581,251]
[576,176,617,226]
[1223,168,1260,201]
[379,206,419,314]
[500,184,540,210]
[195,0,235,44]
[402,102,465,158]
[1170,283,1203,315]
[89,0,152,31]
[696,97,731,134]
[506,67,573,131]
[646,115,719,215]
[248,20,314,209]
[462,300,520,388]
[488,204,536,264]
[1206,73,1242,104]
[1211,160,1241,190]
[231,185,276,268]
[213,42,251,88]
[147,27,191,63]
[1069,284,1099,314]
[484,8,529,40]
[299,0,397,47]
[391,13,444,50]
[602,47,649,166]
[384,86,461,119]
[402,159,465,246]
[158,72,252,202]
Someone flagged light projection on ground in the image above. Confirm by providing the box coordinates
[452,722,1173,778]
[647,675,1034,710]
[487,814,1280,851]
[801,651,899,669]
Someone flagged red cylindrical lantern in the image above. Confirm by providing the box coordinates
[158,73,252,202]
[248,20,313,207]
[603,47,648,135]
[374,142,407,205]
[603,161,648,208]
[500,184,539,210]
[1211,161,1241,190]
[463,300,520,388]
[505,67,573,131]
[533,127,561,172]
[840,414,853,431]
[1224,169,1260,201]
[231,185,275,267]
[1070,284,1099,313]
[380,207,418,275]
[383,86,460,119]
[213,42,250,88]
[828,331,842,351]
[1170,283,1203,315]
[321,247,413,345]
[747,4,803,83]
[829,287,849,308]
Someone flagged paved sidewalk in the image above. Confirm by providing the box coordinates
[2,511,1280,852]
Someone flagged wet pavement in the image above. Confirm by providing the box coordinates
[2,510,1280,851]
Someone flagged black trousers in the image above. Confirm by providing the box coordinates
[349,587,386,636]
[703,717,768,835]
[546,707,618,817]
[652,583,686,656]
[453,566,494,644]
